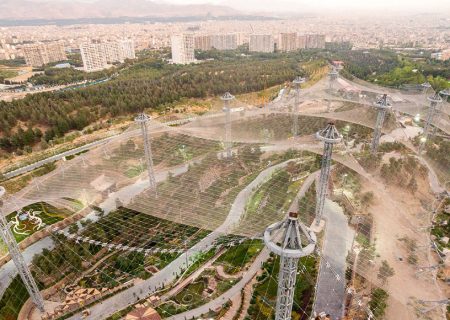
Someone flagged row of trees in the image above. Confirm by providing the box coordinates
[0,55,302,152]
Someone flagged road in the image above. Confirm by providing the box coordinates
[313,199,355,319]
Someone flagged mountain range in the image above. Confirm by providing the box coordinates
[0,0,240,20]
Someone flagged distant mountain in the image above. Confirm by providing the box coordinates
[0,0,240,20]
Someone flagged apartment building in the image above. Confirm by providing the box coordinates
[249,34,274,53]
[80,42,108,72]
[171,34,195,64]
[80,39,136,72]
[23,41,67,67]
[211,34,238,50]
[194,35,212,51]
[305,34,326,49]
[278,33,298,52]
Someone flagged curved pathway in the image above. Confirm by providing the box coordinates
[66,159,295,320]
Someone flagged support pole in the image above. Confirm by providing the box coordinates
[0,187,45,313]
[370,94,390,154]
[419,93,442,154]
[328,66,339,91]
[314,121,342,226]
[327,66,341,112]
[135,113,157,196]
[264,212,316,320]
[221,92,235,159]
[292,77,306,137]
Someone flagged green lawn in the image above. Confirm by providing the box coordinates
[124,165,143,178]
[0,276,30,320]
[6,202,73,242]
[248,255,317,319]
[215,239,264,274]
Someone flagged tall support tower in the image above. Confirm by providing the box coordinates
[292,77,306,137]
[264,212,316,320]
[370,94,391,154]
[135,113,157,195]
[328,66,340,91]
[221,92,235,159]
[314,121,342,226]
[419,93,442,154]
[327,65,341,112]
[0,187,45,313]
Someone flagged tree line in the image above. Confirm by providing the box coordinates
[0,55,302,153]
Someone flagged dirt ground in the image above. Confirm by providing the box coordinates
[360,174,446,320]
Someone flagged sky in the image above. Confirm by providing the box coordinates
[162,0,450,14]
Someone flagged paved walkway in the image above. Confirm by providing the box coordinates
[167,248,270,320]
[66,160,292,320]
[314,199,355,319]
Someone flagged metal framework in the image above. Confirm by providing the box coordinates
[264,212,316,320]
[370,94,391,154]
[135,113,157,195]
[292,77,306,136]
[327,65,341,112]
[328,66,339,91]
[221,92,235,158]
[314,121,342,226]
[419,93,442,154]
[0,187,45,313]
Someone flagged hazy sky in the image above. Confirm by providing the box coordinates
[163,0,450,14]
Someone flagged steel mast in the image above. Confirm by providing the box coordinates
[221,92,235,159]
[314,121,342,226]
[327,65,341,112]
[292,77,306,137]
[370,94,391,154]
[328,66,339,91]
[264,212,316,320]
[419,93,442,154]
[0,187,45,313]
[135,113,157,196]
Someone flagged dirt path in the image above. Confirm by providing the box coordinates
[361,177,445,319]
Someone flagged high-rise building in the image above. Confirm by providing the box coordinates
[23,41,67,67]
[194,35,212,51]
[211,34,237,50]
[297,35,307,49]
[249,34,274,53]
[80,42,108,72]
[119,39,136,60]
[306,34,326,49]
[171,34,195,64]
[279,33,298,52]
[194,34,239,51]
[80,39,136,72]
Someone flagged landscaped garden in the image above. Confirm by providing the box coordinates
[6,201,73,242]
[214,239,264,274]
[246,253,318,319]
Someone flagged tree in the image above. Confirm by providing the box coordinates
[369,288,389,318]
[361,191,374,209]
[377,260,395,285]
[407,176,418,194]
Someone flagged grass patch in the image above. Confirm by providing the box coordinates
[6,201,73,242]
[248,254,317,319]
[215,239,263,274]
[0,276,30,320]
